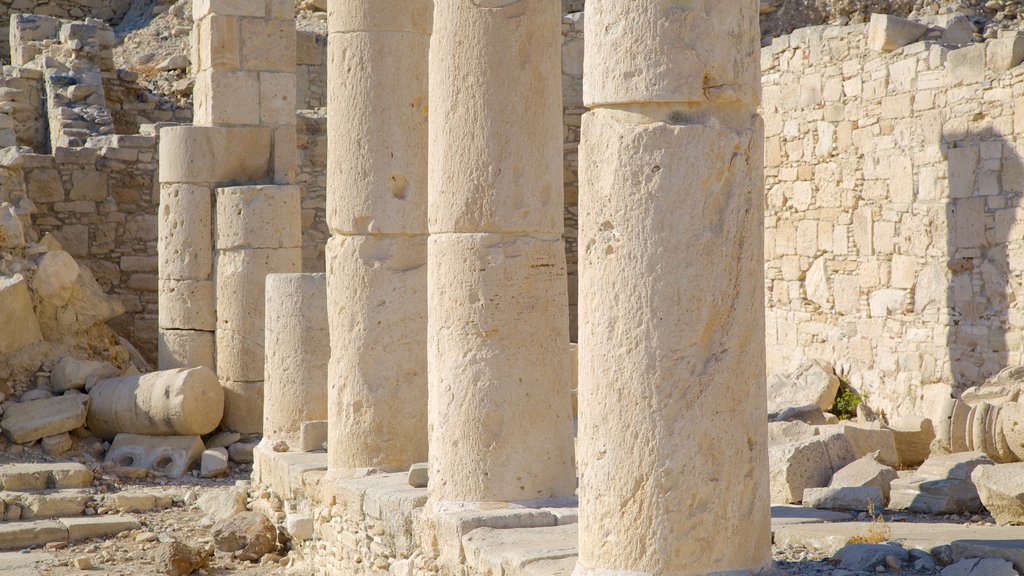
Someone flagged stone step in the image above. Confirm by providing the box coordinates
[0,463,93,491]
[1,489,92,519]
[0,515,140,550]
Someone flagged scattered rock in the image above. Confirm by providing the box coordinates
[0,394,89,444]
[196,487,247,522]
[156,54,190,71]
[972,462,1024,525]
[299,420,327,452]
[50,356,119,393]
[201,448,229,478]
[889,452,994,514]
[769,431,856,503]
[829,451,898,502]
[940,557,1017,576]
[286,512,313,541]
[154,541,210,576]
[206,431,241,450]
[767,359,841,417]
[833,543,910,572]
[802,485,883,512]
[212,512,277,562]
[889,415,935,468]
[408,462,428,488]
[228,438,259,463]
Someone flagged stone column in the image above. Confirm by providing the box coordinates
[574,2,770,575]
[427,0,575,506]
[263,273,329,447]
[325,0,430,474]
[216,185,301,433]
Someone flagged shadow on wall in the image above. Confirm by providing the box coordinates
[942,129,1023,391]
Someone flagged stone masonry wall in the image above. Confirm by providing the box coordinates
[762,25,1024,422]
[0,0,132,61]
[562,0,583,341]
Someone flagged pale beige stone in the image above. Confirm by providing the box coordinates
[220,380,264,434]
[972,462,1024,525]
[326,235,427,472]
[271,125,297,185]
[193,0,264,19]
[829,452,899,502]
[259,72,296,127]
[105,434,205,479]
[158,279,215,331]
[0,395,89,444]
[32,250,79,306]
[264,273,328,446]
[194,14,240,72]
[240,18,296,73]
[866,14,928,53]
[215,248,301,383]
[216,185,301,250]
[769,433,856,504]
[158,184,213,281]
[158,329,215,371]
[86,367,224,439]
[987,34,1024,73]
[159,126,271,185]
[0,275,43,357]
[328,0,432,34]
[429,233,575,503]
[194,70,260,126]
[326,31,428,235]
[428,0,563,235]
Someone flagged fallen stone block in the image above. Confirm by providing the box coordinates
[0,520,67,550]
[196,487,247,522]
[987,33,1024,73]
[60,515,140,542]
[99,491,165,513]
[87,367,224,439]
[889,415,935,468]
[299,420,327,452]
[941,557,1017,576]
[105,434,205,479]
[0,394,89,444]
[206,431,241,450]
[201,448,229,478]
[408,462,428,488]
[40,433,72,457]
[50,357,119,393]
[829,451,898,502]
[227,438,258,463]
[802,486,884,512]
[767,359,840,417]
[867,13,928,52]
[972,462,1024,525]
[212,512,277,562]
[771,405,827,425]
[769,432,856,503]
[889,452,993,514]
[0,274,43,357]
[834,543,909,572]
[821,422,899,467]
[286,512,314,541]
[10,490,90,519]
[768,421,817,445]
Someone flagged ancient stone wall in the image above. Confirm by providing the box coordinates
[296,110,326,273]
[0,0,132,60]
[762,25,1024,422]
[561,7,582,341]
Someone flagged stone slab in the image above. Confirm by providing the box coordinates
[463,524,578,576]
[0,463,93,491]
[0,520,67,550]
[0,394,88,445]
[59,515,140,542]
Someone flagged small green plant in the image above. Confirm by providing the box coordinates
[831,376,862,420]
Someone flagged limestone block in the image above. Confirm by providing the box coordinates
[408,463,428,488]
[948,44,987,86]
[286,513,314,541]
[0,275,43,357]
[193,0,264,19]
[220,380,263,434]
[194,70,260,126]
[972,463,1024,525]
[105,434,205,479]
[158,184,213,281]
[576,107,767,573]
[215,248,301,383]
[0,463,92,491]
[195,14,240,72]
[259,72,296,127]
[264,273,328,445]
[328,0,432,34]
[429,0,563,235]
[215,185,301,250]
[767,359,841,416]
[802,486,884,512]
[769,433,857,503]
[769,421,818,446]
[584,0,758,106]
[158,279,216,331]
[50,357,119,393]
[272,125,297,185]
[326,235,427,471]
[158,329,215,371]
[87,367,225,439]
[941,558,1017,576]
[889,452,993,514]
[867,14,928,53]
[296,30,324,65]
[240,19,296,73]
[429,233,574,502]
[201,448,230,477]
[327,31,428,235]
[829,452,898,502]
[827,423,900,467]
[299,420,327,452]
[40,433,72,457]
[159,126,271,185]
[32,251,79,306]
[889,416,936,468]
[0,395,89,444]
[0,202,24,250]
[987,34,1024,73]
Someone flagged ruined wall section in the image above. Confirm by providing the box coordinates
[763,25,1024,421]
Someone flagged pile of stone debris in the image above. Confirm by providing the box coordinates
[768,360,1024,526]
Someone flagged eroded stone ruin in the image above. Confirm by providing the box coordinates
[4,0,1024,575]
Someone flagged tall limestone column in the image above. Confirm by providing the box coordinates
[427,0,575,506]
[325,0,430,474]
[574,2,770,575]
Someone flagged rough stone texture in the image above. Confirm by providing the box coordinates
[86,367,224,439]
[219,380,265,434]
[264,273,328,447]
[941,558,1018,576]
[767,359,841,416]
[212,512,277,562]
[802,485,884,512]
[0,394,89,444]
[889,452,994,514]
[105,434,205,479]
[769,432,857,503]
[828,452,899,502]
[890,416,936,468]
[867,14,929,52]
[574,0,768,573]
[0,275,43,356]
[972,462,1024,525]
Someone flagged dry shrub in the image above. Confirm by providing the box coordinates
[848,500,892,545]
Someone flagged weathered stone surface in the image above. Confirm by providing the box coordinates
[802,486,884,512]
[299,420,327,453]
[201,448,229,478]
[767,359,841,416]
[215,185,301,250]
[153,541,211,576]
[159,126,271,185]
[105,434,205,479]
[212,512,277,562]
[866,14,928,52]
[889,452,994,514]
[196,487,247,522]
[889,416,936,468]
[0,463,92,491]
[40,433,72,457]
[826,423,900,467]
[219,380,263,434]
[227,438,258,463]
[158,183,212,282]
[829,451,899,502]
[60,516,140,542]
[0,203,24,250]
[940,558,1018,576]
[32,251,78,306]
[50,357,118,393]
[0,395,88,444]
[834,543,910,572]
[972,462,1024,525]
[408,463,428,489]
[158,279,215,331]
[158,329,215,372]
[770,432,857,503]
[0,275,43,357]
[87,367,224,439]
